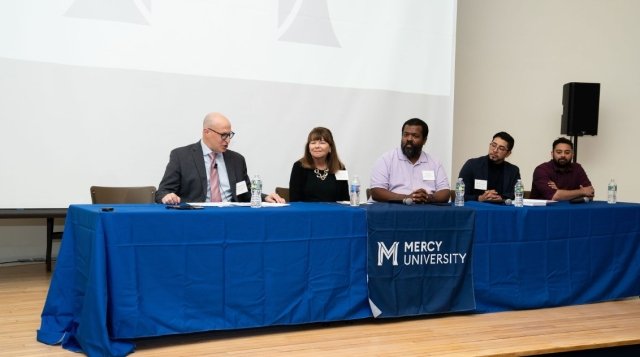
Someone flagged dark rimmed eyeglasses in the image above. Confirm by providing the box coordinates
[207,128,235,141]
[489,142,509,153]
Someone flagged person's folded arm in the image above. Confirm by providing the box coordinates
[370,187,409,202]
[551,185,594,201]
[431,189,451,203]
[531,166,555,200]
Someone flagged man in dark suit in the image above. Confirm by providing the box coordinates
[156,112,284,204]
[457,131,521,201]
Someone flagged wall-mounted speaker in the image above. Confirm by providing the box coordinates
[561,82,600,136]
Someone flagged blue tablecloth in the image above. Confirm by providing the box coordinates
[469,201,640,312]
[38,203,370,356]
[37,201,640,356]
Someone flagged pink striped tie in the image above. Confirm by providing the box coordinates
[209,153,222,202]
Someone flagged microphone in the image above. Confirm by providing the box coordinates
[388,198,414,205]
[504,199,512,206]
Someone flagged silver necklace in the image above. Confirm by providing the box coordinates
[314,168,329,181]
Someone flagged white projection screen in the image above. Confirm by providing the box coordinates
[0,0,457,208]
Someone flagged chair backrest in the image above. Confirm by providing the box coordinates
[275,187,290,203]
[90,186,157,204]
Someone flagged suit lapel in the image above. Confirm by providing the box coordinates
[191,142,207,195]
[223,152,238,200]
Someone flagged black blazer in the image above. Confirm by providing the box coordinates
[155,141,251,203]
[458,155,521,201]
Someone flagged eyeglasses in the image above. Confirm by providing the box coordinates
[207,128,235,141]
[489,142,509,153]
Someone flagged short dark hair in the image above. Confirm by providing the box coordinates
[552,137,573,150]
[402,118,429,138]
[493,132,515,151]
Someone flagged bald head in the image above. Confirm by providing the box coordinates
[202,112,233,153]
[203,112,230,129]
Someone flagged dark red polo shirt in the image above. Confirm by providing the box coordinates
[530,160,592,200]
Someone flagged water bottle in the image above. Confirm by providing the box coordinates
[514,179,524,207]
[607,179,617,204]
[250,175,262,208]
[349,175,361,206]
[454,178,465,207]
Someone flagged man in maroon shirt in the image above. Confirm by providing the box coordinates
[530,137,595,201]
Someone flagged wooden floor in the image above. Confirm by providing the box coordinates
[2,263,640,356]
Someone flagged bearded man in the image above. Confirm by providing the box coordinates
[530,137,594,201]
[369,118,450,203]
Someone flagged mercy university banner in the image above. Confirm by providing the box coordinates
[366,203,476,317]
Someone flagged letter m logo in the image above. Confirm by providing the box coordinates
[377,241,399,266]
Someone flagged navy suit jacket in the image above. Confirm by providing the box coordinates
[155,141,251,203]
[458,155,521,201]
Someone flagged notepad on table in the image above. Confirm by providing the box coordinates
[523,199,553,206]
